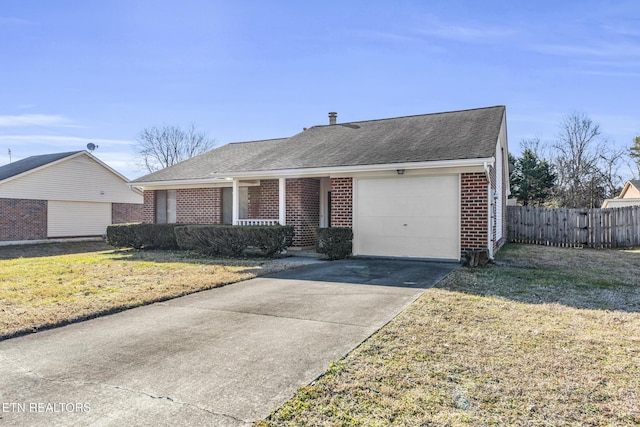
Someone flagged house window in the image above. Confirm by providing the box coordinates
[221,187,248,225]
[156,190,176,223]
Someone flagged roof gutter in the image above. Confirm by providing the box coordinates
[226,157,497,179]
[131,157,496,190]
[129,177,233,191]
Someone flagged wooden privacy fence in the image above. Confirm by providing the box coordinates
[507,205,640,248]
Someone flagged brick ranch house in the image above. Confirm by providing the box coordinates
[0,151,143,243]
[132,106,510,261]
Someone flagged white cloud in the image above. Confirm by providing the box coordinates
[413,17,517,43]
[343,16,516,49]
[601,24,640,37]
[0,134,135,147]
[580,69,640,78]
[0,16,34,26]
[531,42,640,58]
[0,114,74,127]
[95,153,143,180]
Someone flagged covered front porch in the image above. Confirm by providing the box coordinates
[223,176,334,248]
[142,175,352,248]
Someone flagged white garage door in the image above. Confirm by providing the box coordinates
[354,175,460,260]
[48,201,112,238]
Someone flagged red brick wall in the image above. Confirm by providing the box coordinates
[176,188,222,223]
[141,179,323,248]
[112,203,143,224]
[143,191,156,223]
[330,177,353,227]
[248,179,279,219]
[460,172,489,256]
[0,198,47,241]
[286,178,320,247]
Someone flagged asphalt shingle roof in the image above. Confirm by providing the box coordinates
[133,106,505,183]
[0,151,82,182]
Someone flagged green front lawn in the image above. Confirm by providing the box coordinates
[0,241,286,340]
[257,244,640,426]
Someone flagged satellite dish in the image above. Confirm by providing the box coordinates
[86,143,98,152]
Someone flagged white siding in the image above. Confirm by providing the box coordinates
[495,140,503,241]
[495,112,509,246]
[0,153,142,204]
[602,199,640,208]
[623,185,640,198]
[48,201,112,237]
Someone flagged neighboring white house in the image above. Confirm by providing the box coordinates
[601,180,640,208]
[0,151,143,243]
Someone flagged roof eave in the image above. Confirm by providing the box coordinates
[0,151,84,185]
[130,177,234,190]
[131,157,495,189]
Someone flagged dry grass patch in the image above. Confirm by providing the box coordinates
[0,241,292,340]
[258,244,640,426]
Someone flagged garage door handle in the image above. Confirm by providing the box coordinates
[403,224,408,226]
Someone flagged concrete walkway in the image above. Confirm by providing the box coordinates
[0,258,458,426]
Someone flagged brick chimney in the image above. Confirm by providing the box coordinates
[328,112,337,125]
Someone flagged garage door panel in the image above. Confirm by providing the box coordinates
[48,201,112,238]
[358,216,456,238]
[355,175,460,259]
[407,217,458,237]
[358,235,455,258]
[358,178,455,216]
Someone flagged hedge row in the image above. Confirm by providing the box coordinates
[106,223,180,249]
[107,223,353,260]
[106,223,294,258]
[175,225,294,257]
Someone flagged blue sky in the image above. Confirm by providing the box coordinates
[1,0,639,179]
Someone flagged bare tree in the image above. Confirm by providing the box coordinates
[552,112,624,208]
[630,136,640,179]
[136,123,216,173]
[521,137,549,160]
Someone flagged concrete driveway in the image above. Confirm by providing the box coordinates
[0,258,457,426]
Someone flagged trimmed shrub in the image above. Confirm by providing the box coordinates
[175,225,294,258]
[143,223,181,249]
[316,227,353,260]
[175,225,247,257]
[253,226,294,257]
[106,223,140,248]
[106,223,180,250]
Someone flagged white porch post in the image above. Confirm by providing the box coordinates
[232,179,240,225]
[279,177,286,225]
